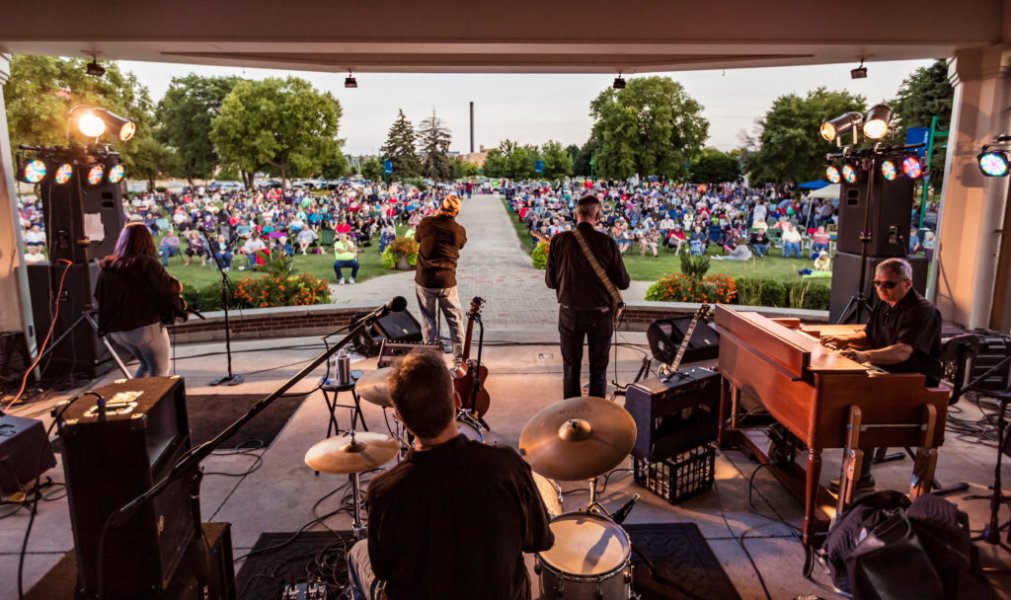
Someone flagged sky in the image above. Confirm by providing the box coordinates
[119,58,935,157]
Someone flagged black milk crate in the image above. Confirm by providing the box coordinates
[633,444,716,504]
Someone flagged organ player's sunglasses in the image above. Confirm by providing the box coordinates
[872,280,902,289]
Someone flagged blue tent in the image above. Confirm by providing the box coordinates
[797,179,830,190]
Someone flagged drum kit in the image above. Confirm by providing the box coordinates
[304,368,644,598]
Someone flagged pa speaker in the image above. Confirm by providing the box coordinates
[40,159,127,263]
[374,310,423,343]
[829,253,928,322]
[646,317,720,365]
[836,165,915,257]
[0,415,56,495]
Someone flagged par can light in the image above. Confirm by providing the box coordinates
[54,163,74,185]
[20,159,48,184]
[880,160,897,181]
[841,164,858,184]
[978,150,1010,177]
[901,156,923,179]
[107,163,125,184]
[76,109,107,138]
[825,165,842,184]
[863,104,893,140]
[86,164,105,185]
[820,112,863,142]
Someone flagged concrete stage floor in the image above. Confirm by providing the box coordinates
[3,331,1011,600]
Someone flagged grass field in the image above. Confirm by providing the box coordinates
[500,198,828,285]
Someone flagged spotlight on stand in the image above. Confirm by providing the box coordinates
[825,165,842,184]
[54,162,74,185]
[863,104,893,140]
[978,149,1010,177]
[613,73,626,90]
[100,110,136,141]
[19,158,48,184]
[68,105,136,141]
[345,71,358,89]
[820,112,863,145]
[901,156,923,179]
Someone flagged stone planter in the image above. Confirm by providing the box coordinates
[395,255,412,270]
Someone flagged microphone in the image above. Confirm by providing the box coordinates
[609,494,640,525]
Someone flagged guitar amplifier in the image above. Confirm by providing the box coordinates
[0,415,57,495]
[377,341,442,368]
[625,366,721,461]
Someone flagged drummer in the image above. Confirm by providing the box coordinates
[348,349,554,600]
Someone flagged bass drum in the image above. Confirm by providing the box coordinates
[536,512,632,599]
[457,415,484,443]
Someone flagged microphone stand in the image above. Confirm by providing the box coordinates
[200,228,242,386]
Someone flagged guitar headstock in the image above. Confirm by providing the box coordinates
[698,303,711,319]
[467,297,485,318]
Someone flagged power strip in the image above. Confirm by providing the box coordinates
[280,581,328,600]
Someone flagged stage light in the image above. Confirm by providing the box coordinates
[851,59,867,80]
[880,160,897,181]
[107,163,125,184]
[68,105,135,141]
[54,163,74,185]
[841,164,858,184]
[613,74,626,90]
[820,112,863,142]
[902,156,923,179]
[85,59,106,77]
[75,108,107,138]
[863,104,893,140]
[978,150,1010,177]
[86,164,105,185]
[20,159,47,184]
[825,165,842,184]
[99,110,136,141]
[345,71,357,89]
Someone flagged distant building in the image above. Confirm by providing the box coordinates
[458,145,493,168]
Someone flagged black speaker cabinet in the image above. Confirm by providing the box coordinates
[26,262,111,381]
[646,317,720,365]
[40,159,127,263]
[829,253,928,322]
[0,415,57,494]
[625,367,721,461]
[374,310,423,343]
[59,376,198,599]
[836,166,915,257]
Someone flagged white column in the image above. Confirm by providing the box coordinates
[934,46,1011,329]
[0,53,36,353]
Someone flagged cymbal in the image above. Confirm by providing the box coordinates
[305,432,399,474]
[357,368,393,407]
[519,397,637,481]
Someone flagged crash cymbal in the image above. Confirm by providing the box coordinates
[305,432,399,474]
[519,397,637,482]
[356,368,393,407]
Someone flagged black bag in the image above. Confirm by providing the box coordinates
[815,491,944,599]
[907,494,976,599]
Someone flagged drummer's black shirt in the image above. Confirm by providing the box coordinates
[366,434,554,600]
[865,289,943,386]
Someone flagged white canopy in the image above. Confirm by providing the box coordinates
[808,183,840,200]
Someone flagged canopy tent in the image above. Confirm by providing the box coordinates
[808,183,840,199]
[797,179,830,190]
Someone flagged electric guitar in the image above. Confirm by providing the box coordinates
[453,297,491,418]
[667,304,711,373]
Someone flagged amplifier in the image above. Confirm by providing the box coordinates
[377,341,442,368]
[0,415,57,495]
[646,317,720,365]
[625,367,721,461]
[970,331,1010,393]
[58,376,199,599]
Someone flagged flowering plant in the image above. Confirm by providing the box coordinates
[646,272,737,304]
[381,236,419,270]
[233,274,331,308]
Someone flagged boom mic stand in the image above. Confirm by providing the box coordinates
[199,227,242,386]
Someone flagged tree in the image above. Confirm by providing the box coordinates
[380,110,422,179]
[589,76,709,181]
[125,136,180,192]
[450,157,480,179]
[540,140,573,180]
[570,138,597,177]
[891,60,953,192]
[482,147,507,178]
[210,77,343,188]
[418,109,453,180]
[320,153,351,179]
[689,148,741,183]
[361,156,384,181]
[744,88,865,185]
[156,74,239,183]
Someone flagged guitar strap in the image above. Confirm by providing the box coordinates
[572,229,624,315]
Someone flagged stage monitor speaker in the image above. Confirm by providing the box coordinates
[646,317,720,365]
[836,167,915,257]
[374,309,423,343]
[59,376,198,599]
[0,330,31,386]
[0,415,57,495]
[829,253,928,322]
[26,262,111,381]
[40,159,127,263]
[625,367,721,461]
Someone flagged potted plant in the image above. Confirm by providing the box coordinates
[381,236,420,270]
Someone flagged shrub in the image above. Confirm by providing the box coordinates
[402,177,429,191]
[646,272,736,304]
[680,254,711,281]
[532,240,549,269]
[232,273,331,308]
[182,281,233,312]
[380,236,420,270]
[733,277,830,310]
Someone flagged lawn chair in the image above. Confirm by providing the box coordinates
[766,228,783,248]
[707,224,724,246]
[317,228,335,254]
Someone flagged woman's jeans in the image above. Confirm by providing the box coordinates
[109,322,171,377]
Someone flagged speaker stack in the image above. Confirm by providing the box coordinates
[829,161,922,321]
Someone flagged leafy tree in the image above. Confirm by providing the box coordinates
[210,77,343,188]
[482,140,538,179]
[891,60,953,192]
[589,76,709,181]
[570,138,597,177]
[689,147,742,183]
[450,157,480,179]
[156,74,239,183]
[744,88,865,185]
[380,110,421,179]
[320,153,351,179]
[126,136,180,192]
[540,140,573,180]
[361,156,384,182]
[418,110,453,180]
[482,147,507,178]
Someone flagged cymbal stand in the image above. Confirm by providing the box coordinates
[345,430,368,540]
[585,476,607,515]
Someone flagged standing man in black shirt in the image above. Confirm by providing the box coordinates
[822,257,943,490]
[347,350,554,600]
[546,195,630,399]
[415,194,468,367]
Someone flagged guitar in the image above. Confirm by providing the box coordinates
[453,297,491,418]
[667,304,711,373]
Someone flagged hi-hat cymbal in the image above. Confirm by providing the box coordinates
[519,397,637,481]
[305,432,399,474]
[357,368,393,407]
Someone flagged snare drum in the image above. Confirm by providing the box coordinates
[457,416,484,443]
[533,472,563,517]
[536,512,632,599]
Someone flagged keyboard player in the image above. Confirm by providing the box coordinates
[820,257,943,491]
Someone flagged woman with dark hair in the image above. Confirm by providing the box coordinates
[94,223,183,377]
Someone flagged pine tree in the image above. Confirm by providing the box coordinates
[380,109,421,179]
[419,109,453,180]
